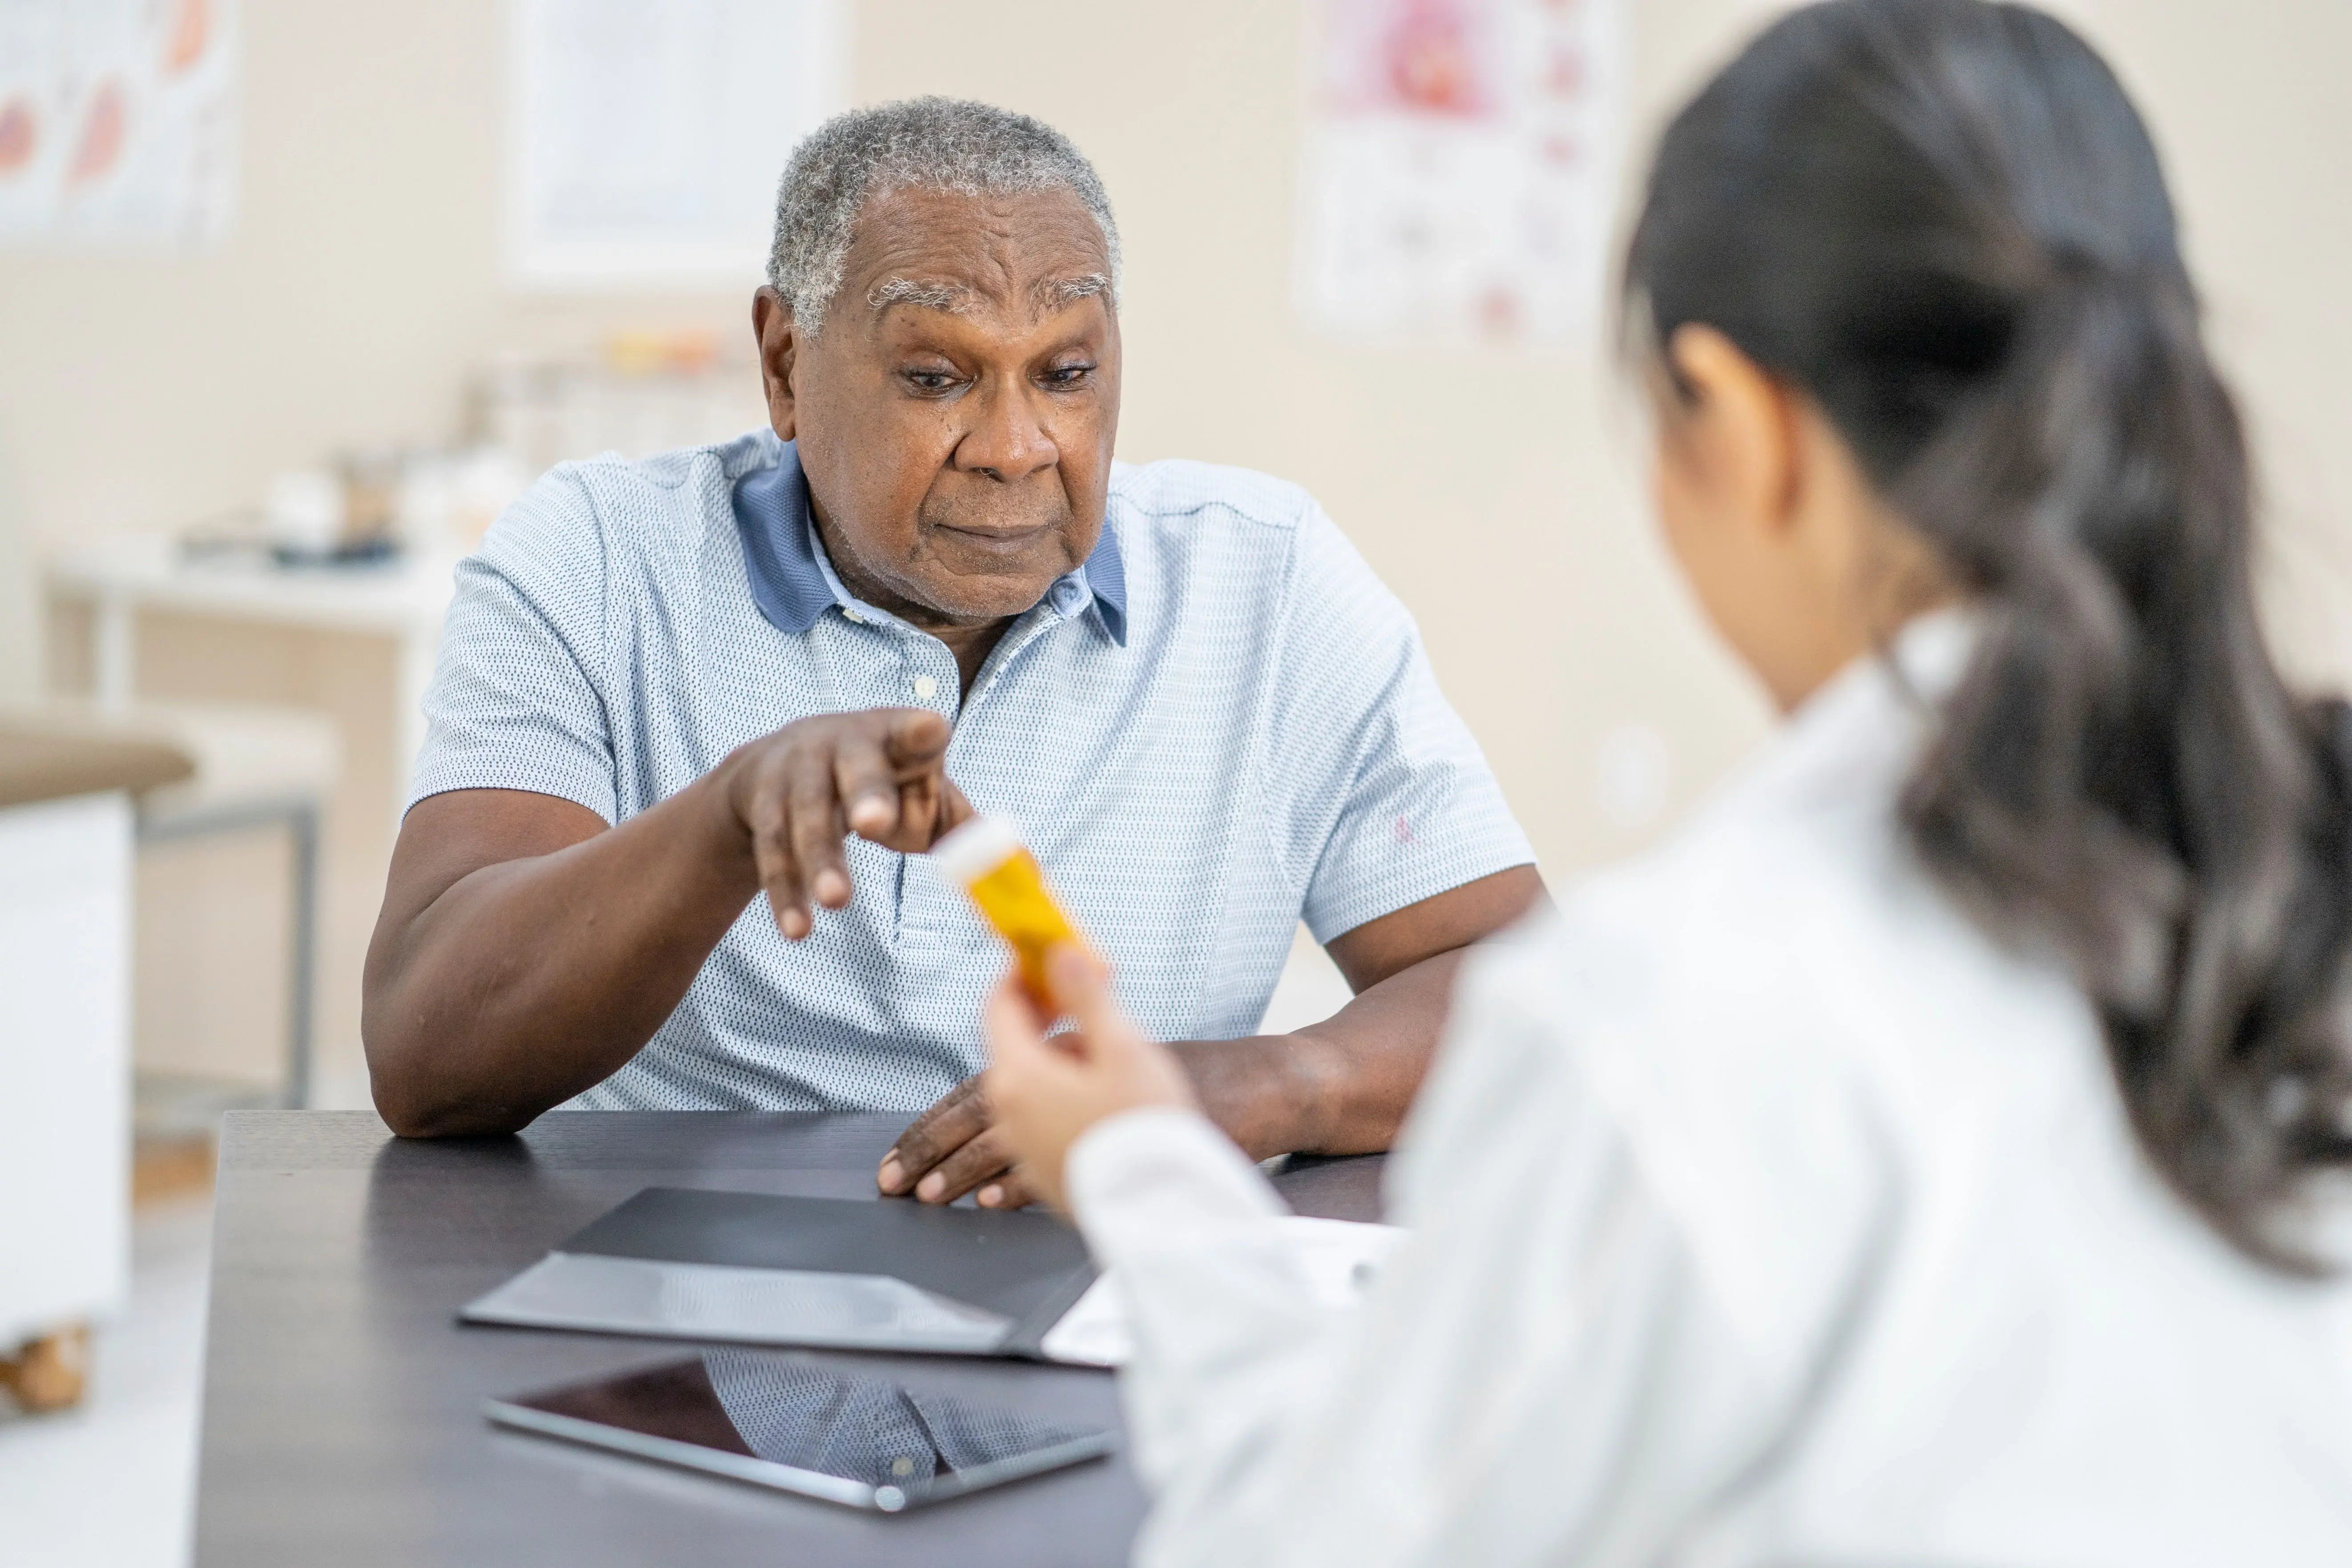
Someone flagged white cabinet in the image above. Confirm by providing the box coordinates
[0,790,132,1349]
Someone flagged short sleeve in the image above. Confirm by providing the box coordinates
[1260,506,1536,943]
[407,468,619,822]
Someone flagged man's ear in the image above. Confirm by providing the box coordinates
[1665,324,1804,545]
[753,286,801,442]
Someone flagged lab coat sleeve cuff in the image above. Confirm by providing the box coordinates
[1065,1107,1287,1270]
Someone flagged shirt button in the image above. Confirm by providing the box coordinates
[911,674,938,701]
[841,609,865,625]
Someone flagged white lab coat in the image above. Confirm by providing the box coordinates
[1066,613,2352,1568]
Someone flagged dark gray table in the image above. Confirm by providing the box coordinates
[194,1110,1384,1567]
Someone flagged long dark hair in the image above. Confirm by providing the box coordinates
[1625,0,2352,1269]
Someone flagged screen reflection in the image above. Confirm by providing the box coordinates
[508,1348,1102,1500]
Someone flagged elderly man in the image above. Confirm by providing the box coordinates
[363,98,1539,1208]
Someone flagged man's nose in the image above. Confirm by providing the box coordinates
[953,378,1058,483]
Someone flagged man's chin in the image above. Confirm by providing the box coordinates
[912,569,1063,623]
[911,537,1079,622]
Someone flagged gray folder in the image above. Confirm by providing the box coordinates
[459,1188,1100,1360]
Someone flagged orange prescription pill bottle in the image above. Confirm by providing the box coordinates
[932,816,1085,1010]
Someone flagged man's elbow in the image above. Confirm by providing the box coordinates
[370,1078,536,1140]
[361,1006,533,1139]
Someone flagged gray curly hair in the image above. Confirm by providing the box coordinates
[767,97,1122,338]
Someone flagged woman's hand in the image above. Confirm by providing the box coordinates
[982,944,1198,1211]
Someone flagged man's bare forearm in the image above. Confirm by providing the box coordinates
[364,709,969,1139]
[1176,945,1473,1160]
[363,777,757,1137]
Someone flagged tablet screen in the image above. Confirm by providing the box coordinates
[487,1350,1112,1511]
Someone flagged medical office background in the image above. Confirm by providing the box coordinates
[4,0,2351,1122]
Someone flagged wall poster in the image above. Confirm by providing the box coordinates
[508,0,847,288]
[0,0,238,249]
[1296,0,1623,345]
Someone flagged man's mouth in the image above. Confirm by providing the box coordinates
[932,521,1054,552]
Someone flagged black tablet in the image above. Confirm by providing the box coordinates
[484,1350,1113,1512]
[459,1188,1099,1358]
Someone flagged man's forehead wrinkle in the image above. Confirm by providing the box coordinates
[846,186,1107,287]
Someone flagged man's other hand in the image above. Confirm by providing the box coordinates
[877,1074,1036,1208]
[722,707,972,939]
[881,948,1197,1212]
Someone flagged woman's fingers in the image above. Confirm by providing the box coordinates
[973,1168,1039,1209]
[981,978,1074,1206]
[984,978,1077,1101]
[1045,943,1135,1056]
[982,975,1052,1068]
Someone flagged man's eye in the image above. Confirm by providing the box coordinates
[1041,364,1094,388]
[903,370,959,393]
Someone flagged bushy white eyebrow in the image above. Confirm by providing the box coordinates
[865,271,1114,322]
[1035,272,1110,312]
[867,276,975,314]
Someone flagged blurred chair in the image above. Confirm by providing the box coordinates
[0,449,342,1109]
[113,701,340,1106]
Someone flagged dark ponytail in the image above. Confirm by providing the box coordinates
[1626,0,2352,1269]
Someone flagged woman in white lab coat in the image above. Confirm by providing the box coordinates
[980,1,2352,1563]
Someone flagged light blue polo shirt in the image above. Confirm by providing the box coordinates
[410,429,1534,1112]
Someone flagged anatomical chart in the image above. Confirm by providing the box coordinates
[0,0,237,248]
[1296,0,1622,345]
[507,0,847,286]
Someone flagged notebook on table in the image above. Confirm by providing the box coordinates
[459,1186,1400,1366]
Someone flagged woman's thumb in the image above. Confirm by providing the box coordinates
[1045,943,1120,1038]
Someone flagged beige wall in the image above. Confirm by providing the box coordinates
[4,0,2349,1097]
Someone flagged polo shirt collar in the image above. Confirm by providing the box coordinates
[733,440,1128,646]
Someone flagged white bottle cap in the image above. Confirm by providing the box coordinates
[929,814,1024,885]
